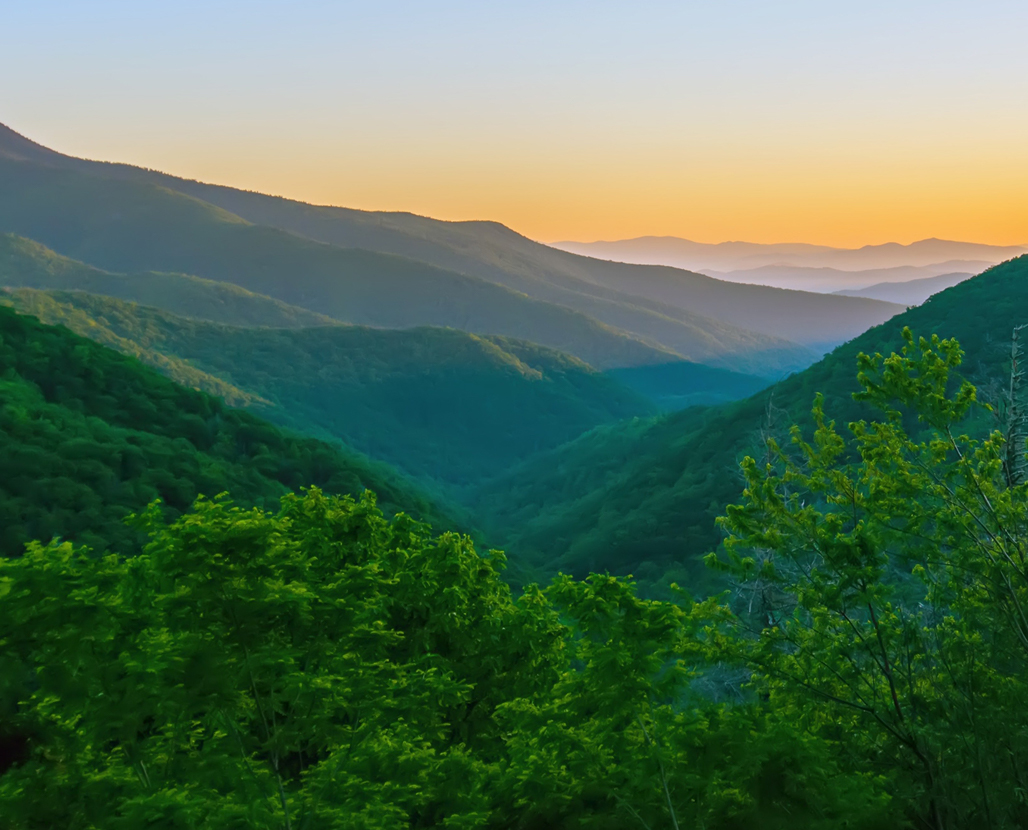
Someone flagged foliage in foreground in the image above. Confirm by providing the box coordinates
[0,489,889,829]
[7,326,1028,828]
[715,328,1028,829]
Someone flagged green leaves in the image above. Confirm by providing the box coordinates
[718,328,1028,829]
[0,482,897,829]
[0,490,472,828]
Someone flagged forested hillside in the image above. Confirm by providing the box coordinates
[473,255,1028,586]
[0,305,455,558]
[608,360,771,410]
[0,121,907,350]
[0,233,340,328]
[3,125,1028,830]
[6,329,1028,828]
[1,287,656,486]
[0,146,820,375]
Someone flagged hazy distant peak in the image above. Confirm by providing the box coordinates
[553,235,1028,275]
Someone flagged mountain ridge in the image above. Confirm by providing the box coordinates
[554,235,1027,273]
[0,149,826,374]
[0,122,903,357]
[0,166,716,371]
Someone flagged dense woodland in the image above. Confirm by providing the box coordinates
[5,324,1028,828]
[0,306,456,559]
[474,256,1028,588]
[0,283,655,488]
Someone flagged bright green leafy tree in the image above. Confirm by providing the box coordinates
[0,488,892,828]
[715,328,1028,830]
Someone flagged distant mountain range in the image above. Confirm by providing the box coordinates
[553,236,1027,274]
[0,123,906,373]
[697,261,986,293]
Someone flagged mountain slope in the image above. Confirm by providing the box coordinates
[117,196,895,351]
[471,255,1028,587]
[0,162,691,370]
[1,287,657,486]
[606,362,771,411]
[0,305,457,558]
[0,233,340,328]
[834,272,972,305]
[0,154,823,373]
[0,123,904,363]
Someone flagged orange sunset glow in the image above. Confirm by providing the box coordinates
[4,3,1026,248]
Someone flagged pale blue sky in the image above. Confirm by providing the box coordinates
[3,2,1027,244]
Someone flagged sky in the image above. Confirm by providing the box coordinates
[2,1,1027,247]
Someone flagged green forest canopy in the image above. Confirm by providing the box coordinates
[0,305,456,559]
[471,255,1028,587]
[4,331,1028,828]
[0,286,657,487]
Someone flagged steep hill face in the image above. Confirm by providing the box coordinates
[834,272,972,305]
[0,233,340,328]
[0,123,904,365]
[606,361,771,411]
[471,255,1028,588]
[0,148,820,374]
[0,160,688,370]
[99,195,899,350]
[1,286,656,487]
[0,305,456,558]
